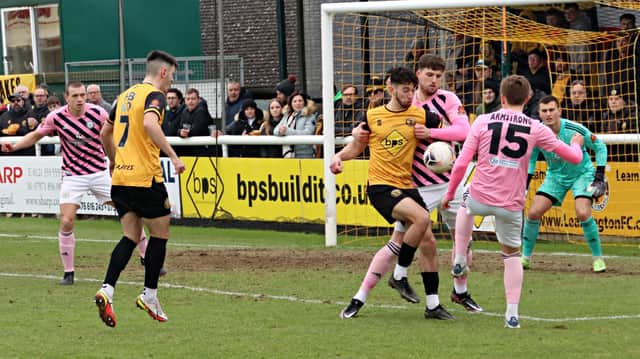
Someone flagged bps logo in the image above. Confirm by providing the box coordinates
[381,130,408,156]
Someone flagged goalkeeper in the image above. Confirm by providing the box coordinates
[522,95,607,272]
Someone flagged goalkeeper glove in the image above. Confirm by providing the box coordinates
[588,166,606,199]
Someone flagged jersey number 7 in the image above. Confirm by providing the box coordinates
[118,115,129,147]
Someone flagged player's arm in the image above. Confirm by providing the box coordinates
[101,105,117,167]
[331,116,369,174]
[426,99,470,142]
[1,130,44,152]
[143,92,185,174]
[526,147,541,190]
[584,131,608,198]
[536,124,583,164]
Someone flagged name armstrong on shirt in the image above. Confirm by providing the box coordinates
[489,112,531,125]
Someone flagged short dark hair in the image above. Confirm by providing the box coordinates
[538,95,560,107]
[500,75,531,106]
[47,95,61,106]
[167,88,183,100]
[146,50,177,67]
[341,84,357,95]
[185,88,199,97]
[417,54,446,72]
[66,81,84,94]
[388,67,418,88]
[620,13,636,26]
[565,3,580,12]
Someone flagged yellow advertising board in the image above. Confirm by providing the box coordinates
[179,157,496,230]
[0,74,36,104]
[527,162,640,237]
[180,157,387,226]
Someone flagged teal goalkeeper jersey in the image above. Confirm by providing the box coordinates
[528,118,607,185]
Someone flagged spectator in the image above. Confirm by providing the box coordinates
[550,52,583,104]
[604,35,638,105]
[32,87,49,121]
[600,87,638,162]
[32,86,55,155]
[260,98,284,158]
[564,3,593,73]
[562,80,599,133]
[162,88,184,137]
[275,75,296,106]
[619,13,636,31]
[475,79,501,115]
[364,78,385,110]
[226,100,265,158]
[404,39,426,72]
[334,84,364,137]
[86,84,113,113]
[225,80,252,126]
[14,84,32,110]
[275,91,316,158]
[521,48,551,95]
[0,92,38,156]
[545,8,568,28]
[47,96,61,112]
[177,88,215,156]
[468,59,495,115]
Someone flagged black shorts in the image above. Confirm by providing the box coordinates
[367,185,427,224]
[111,179,171,219]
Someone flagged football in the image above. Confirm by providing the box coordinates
[423,141,456,174]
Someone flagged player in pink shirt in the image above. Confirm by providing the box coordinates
[1,82,153,285]
[441,75,584,328]
[340,55,476,320]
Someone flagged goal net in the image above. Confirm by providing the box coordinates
[321,0,640,246]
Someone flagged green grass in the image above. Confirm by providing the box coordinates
[1,217,639,358]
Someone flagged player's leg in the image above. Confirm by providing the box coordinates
[522,177,565,268]
[340,229,403,319]
[521,194,554,268]
[441,185,483,312]
[58,203,79,285]
[575,197,605,272]
[451,189,476,277]
[493,207,524,329]
[57,174,90,285]
[133,179,172,322]
[389,194,430,303]
[418,235,454,320]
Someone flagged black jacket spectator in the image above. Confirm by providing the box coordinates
[177,101,214,156]
[162,103,184,136]
[0,101,37,156]
[226,100,264,158]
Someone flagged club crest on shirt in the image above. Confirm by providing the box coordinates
[150,99,161,110]
[86,121,95,129]
[390,189,402,198]
[405,118,416,126]
[376,119,382,127]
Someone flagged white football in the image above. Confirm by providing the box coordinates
[423,141,456,174]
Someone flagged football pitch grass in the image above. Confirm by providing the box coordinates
[1,217,639,358]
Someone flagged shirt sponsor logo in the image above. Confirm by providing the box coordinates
[489,156,519,169]
[381,130,408,156]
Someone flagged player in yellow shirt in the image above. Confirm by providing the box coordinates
[330,67,435,312]
[94,50,185,328]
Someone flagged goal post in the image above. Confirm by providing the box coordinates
[321,0,640,247]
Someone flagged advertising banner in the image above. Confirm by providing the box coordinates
[0,74,36,104]
[0,157,181,217]
[528,162,640,236]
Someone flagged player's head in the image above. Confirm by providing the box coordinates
[569,80,587,105]
[65,81,86,113]
[538,95,561,128]
[387,66,417,108]
[500,75,531,107]
[416,54,445,96]
[145,50,178,92]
